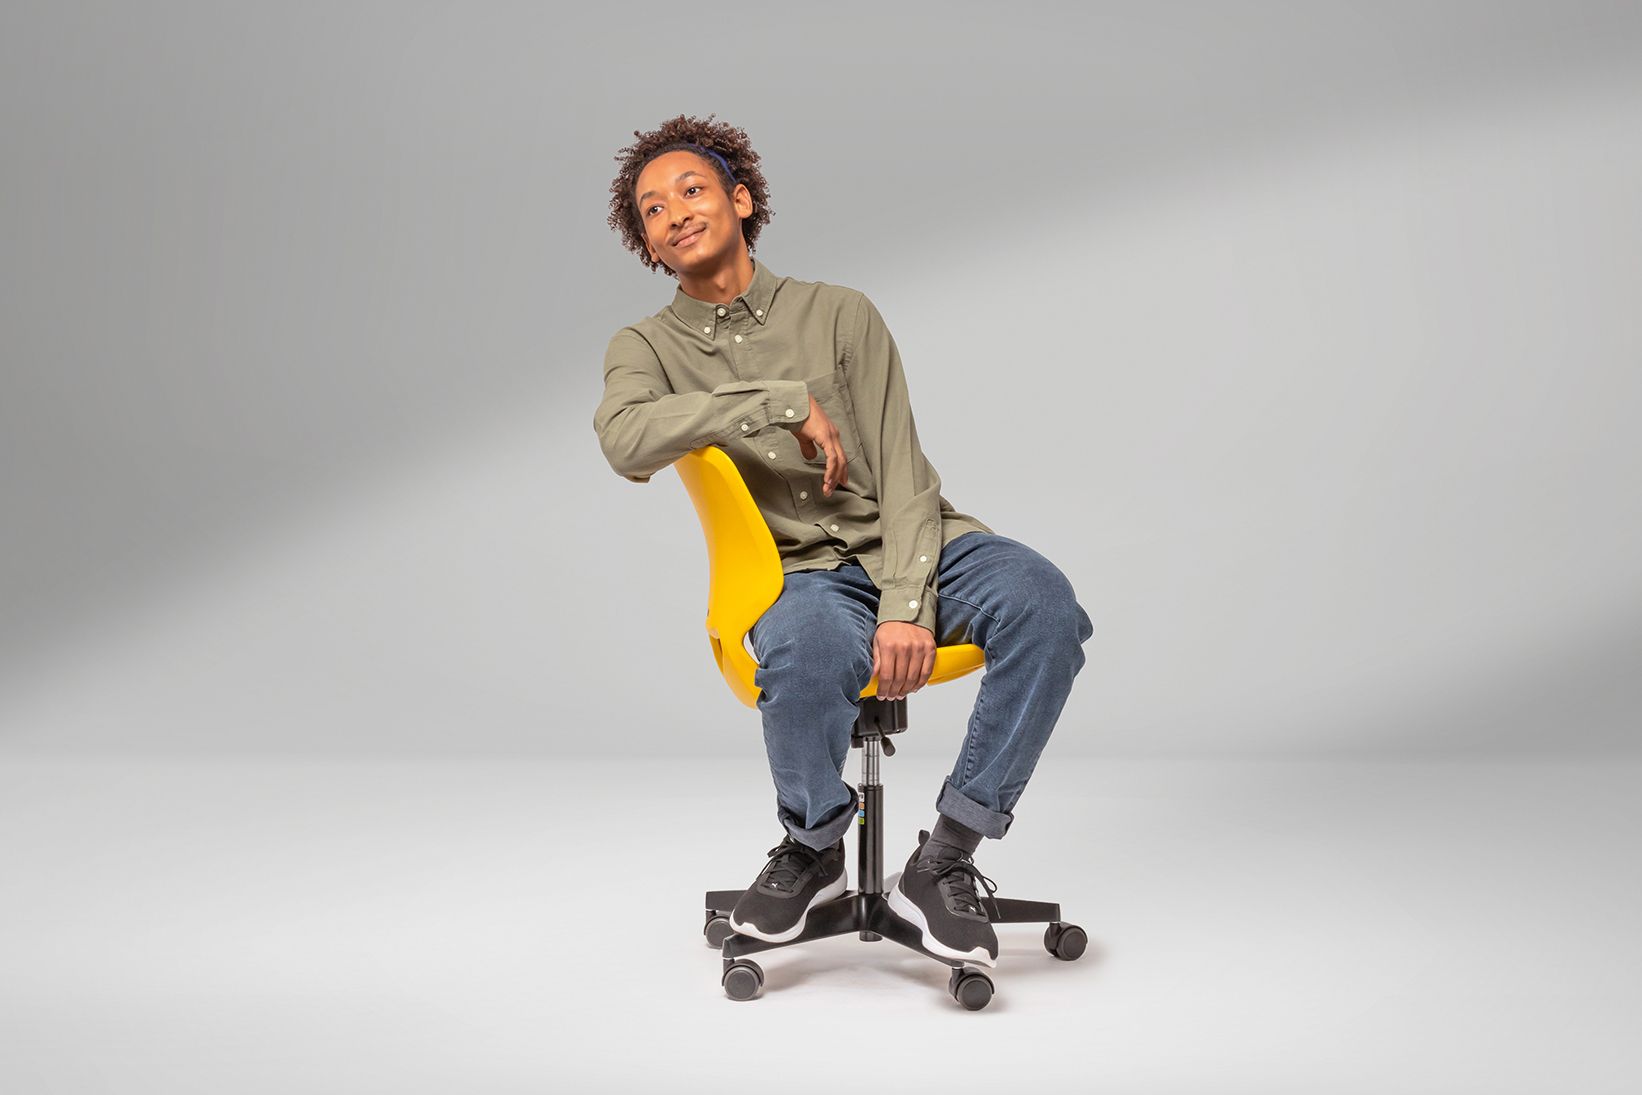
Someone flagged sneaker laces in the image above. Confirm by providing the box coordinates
[923,850,998,919]
[759,837,827,893]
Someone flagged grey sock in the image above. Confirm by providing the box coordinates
[921,813,983,862]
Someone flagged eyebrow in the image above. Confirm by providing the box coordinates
[637,171,709,205]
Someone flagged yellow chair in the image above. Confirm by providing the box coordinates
[673,445,1086,1010]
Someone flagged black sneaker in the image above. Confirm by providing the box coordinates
[886,829,1000,967]
[728,834,848,943]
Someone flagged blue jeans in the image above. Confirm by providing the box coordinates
[748,532,1094,851]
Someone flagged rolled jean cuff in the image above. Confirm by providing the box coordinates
[780,786,858,850]
[935,778,1013,840]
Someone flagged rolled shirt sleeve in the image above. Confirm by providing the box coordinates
[593,328,810,483]
[842,292,943,634]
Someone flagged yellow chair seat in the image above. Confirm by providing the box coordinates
[673,445,985,708]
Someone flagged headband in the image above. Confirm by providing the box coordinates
[686,143,737,185]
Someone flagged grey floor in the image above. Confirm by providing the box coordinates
[1,752,1637,1094]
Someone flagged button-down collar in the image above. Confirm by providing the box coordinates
[668,257,779,335]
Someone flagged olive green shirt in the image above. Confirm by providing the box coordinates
[593,257,994,633]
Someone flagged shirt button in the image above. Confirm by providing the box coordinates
[716,306,727,316]
[785,408,795,417]
[755,308,764,317]
[734,334,743,343]
[799,490,808,499]
[919,555,928,563]
[830,524,839,532]
[740,422,750,431]
[908,599,919,609]
[702,325,711,334]
[767,451,777,459]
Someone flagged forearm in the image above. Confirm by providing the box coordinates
[594,379,809,483]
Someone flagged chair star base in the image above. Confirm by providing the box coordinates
[701,697,1087,1010]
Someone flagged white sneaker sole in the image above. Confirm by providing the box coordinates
[884,870,997,968]
[728,870,848,944]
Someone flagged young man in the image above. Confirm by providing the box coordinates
[594,114,1093,968]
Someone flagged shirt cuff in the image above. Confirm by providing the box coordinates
[767,380,809,429]
[718,381,810,444]
[876,583,938,634]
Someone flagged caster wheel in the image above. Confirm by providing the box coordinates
[948,966,994,1011]
[704,914,733,948]
[722,959,764,1001]
[1044,922,1088,961]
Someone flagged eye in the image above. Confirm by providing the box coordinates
[644,185,703,218]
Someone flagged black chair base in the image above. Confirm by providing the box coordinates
[701,697,1087,1009]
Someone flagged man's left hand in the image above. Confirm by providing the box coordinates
[871,620,935,701]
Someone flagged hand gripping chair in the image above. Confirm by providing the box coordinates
[674,445,1087,1010]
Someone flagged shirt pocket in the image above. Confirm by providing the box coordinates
[798,366,874,497]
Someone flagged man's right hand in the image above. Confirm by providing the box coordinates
[792,394,849,496]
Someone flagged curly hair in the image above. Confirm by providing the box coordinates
[606,112,774,276]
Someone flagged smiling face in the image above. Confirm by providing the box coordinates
[634,148,753,274]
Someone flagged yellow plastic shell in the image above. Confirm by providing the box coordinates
[673,445,985,708]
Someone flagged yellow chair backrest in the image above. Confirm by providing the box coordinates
[673,445,985,708]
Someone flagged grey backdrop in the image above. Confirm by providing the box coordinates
[3,0,1639,757]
